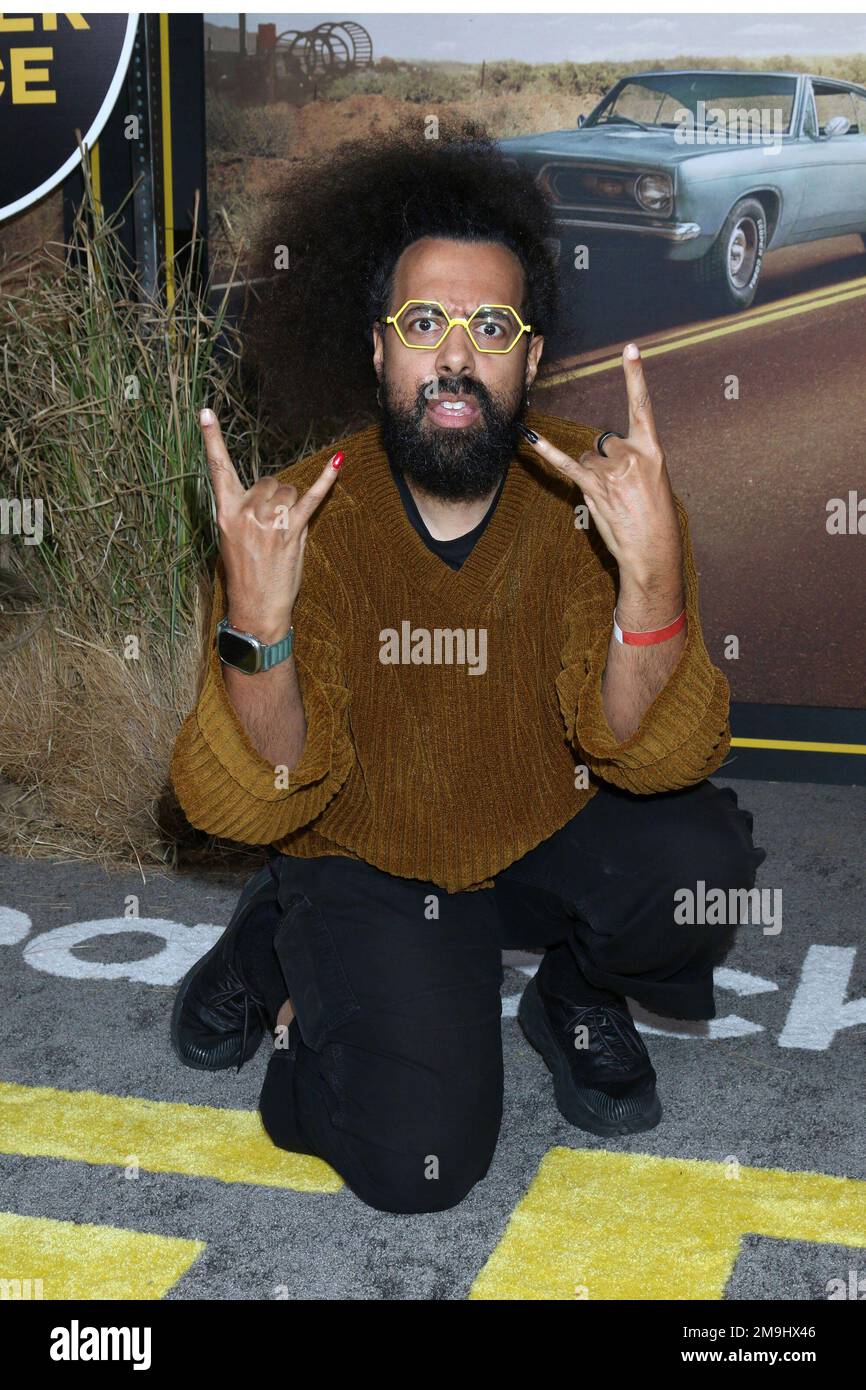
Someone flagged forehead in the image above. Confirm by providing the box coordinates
[390,237,525,311]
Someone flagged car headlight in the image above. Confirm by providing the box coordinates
[634,172,673,213]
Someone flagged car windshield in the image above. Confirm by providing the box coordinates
[588,74,798,137]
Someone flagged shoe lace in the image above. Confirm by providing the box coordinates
[207,967,270,1075]
[562,1001,644,1070]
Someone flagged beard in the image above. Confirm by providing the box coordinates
[379,372,528,502]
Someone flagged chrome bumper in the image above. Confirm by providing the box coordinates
[554,216,702,242]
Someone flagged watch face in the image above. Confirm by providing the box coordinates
[217,629,260,674]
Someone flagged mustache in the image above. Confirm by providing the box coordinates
[412,376,492,416]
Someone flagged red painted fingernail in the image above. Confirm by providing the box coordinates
[330,451,344,469]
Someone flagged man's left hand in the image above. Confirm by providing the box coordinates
[521,342,683,589]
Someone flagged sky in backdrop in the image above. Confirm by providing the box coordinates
[205,13,866,62]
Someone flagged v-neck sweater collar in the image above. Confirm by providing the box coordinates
[359,412,550,607]
[388,454,509,569]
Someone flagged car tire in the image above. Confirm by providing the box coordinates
[692,197,767,313]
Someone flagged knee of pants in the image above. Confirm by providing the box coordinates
[338,1075,503,1215]
[346,1139,497,1216]
[259,1048,501,1215]
[339,1063,503,1212]
[676,793,767,889]
[666,797,767,966]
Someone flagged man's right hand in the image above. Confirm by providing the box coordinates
[199,408,344,641]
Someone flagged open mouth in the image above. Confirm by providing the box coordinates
[425,394,482,429]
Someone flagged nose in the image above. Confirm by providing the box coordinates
[433,322,476,379]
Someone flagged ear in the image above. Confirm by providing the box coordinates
[371,321,384,376]
[525,333,544,389]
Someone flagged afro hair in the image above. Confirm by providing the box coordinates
[242,114,560,448]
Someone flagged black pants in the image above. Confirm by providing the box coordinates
[251,779,766,1215]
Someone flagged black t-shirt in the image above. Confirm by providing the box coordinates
[388,461,509,570]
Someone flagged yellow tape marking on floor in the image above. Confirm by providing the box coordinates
[731,737,866,755]
[470,1147,866,1300]
[0,1082,341,1193]
[0,1210,203,1300]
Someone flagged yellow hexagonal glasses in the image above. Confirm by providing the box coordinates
[380,300,532,354]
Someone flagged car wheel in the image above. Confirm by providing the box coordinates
[692,197,767,313]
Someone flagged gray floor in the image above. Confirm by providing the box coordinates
[1,775,864,1300]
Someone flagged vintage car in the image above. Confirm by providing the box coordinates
[498,70,866,312]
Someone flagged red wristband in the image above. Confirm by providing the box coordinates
[613,606,687,646]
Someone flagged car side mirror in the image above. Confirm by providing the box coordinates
[824,114,851,138]
[577,114,586,128]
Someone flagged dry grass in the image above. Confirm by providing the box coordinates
[0,576,203,868]
[0,575,263,874]
[0,153,278,872]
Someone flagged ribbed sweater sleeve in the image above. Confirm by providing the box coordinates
[169,543,355,845]
[555,491,731,793]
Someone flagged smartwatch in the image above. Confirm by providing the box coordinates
[216,617,294,675]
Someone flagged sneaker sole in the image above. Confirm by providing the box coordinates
[518,975,662,1136]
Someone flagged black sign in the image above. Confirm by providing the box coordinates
[0,11,137,221]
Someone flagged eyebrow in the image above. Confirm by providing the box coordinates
[404,301,513,315]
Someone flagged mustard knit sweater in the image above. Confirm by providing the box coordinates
[169,408,732,892]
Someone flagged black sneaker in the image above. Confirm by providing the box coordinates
[518,972,662,1136]
[170,872,277,1073]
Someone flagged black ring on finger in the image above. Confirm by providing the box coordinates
[596,430,625,459]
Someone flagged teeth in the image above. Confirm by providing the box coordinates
[440,401,467,410]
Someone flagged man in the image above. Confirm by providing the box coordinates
[169,127,766,1215]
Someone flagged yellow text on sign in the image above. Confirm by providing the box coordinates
[0,49,57,103]
[0,15,90,102]
[0,14,89,31]
[470,1147,866,1299]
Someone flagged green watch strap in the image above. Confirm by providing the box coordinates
[259,626,294,671]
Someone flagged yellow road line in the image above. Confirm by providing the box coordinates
[0,1210,203,1301]
[551,270,866,375]
[540,283,866,387]
[724,270,866,316]
[470,1147,866,1300]
[0,1081,341,1194]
